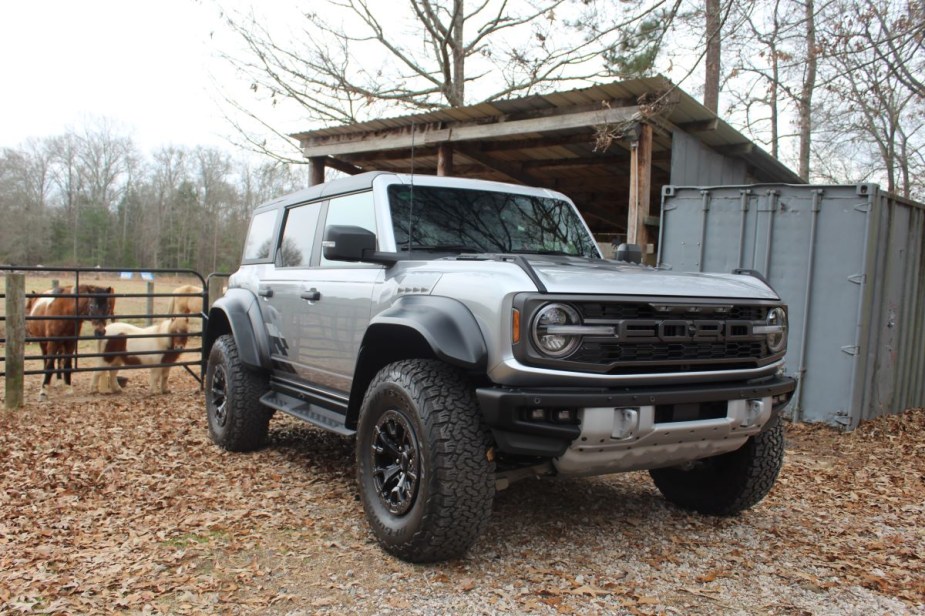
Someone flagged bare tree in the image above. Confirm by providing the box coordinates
[819,0,924,197]
[720,0,824,179]
[0,145,52,264]
[216,0,675,159]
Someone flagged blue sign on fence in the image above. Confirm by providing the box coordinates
[140,272,154,281]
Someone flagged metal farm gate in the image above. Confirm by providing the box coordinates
[1,266,227,407]
[658,183,925,428]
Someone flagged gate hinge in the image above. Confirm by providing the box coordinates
[848,273,866,285]
[841,345,860,356]
[832,411,851,427]
[854,202,871,213]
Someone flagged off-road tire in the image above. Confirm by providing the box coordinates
[206,334,271,452]
[649,413,785,515]
[356,359,495,563]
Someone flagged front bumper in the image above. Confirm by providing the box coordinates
[476,375,796,461]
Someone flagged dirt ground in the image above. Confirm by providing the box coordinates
[0,367,923,615]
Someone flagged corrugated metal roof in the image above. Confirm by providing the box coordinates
[291,76,801,184]
[290,76,804,241]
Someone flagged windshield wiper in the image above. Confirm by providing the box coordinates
[506,249,574,256]
[401,244,483,253]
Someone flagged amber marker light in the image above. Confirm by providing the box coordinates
[512,308,521,344]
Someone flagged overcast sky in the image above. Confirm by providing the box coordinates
[0,0,260,152]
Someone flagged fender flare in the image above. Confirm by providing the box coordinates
[364,295,488,370]
[204,288,271,371]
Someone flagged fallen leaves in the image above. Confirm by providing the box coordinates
[1,375,923,614]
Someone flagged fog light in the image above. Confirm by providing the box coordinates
[554,409,575,423]
[529,408,546,421]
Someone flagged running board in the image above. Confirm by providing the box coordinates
[260,391,355,437]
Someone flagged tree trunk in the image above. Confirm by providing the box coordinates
[450,0,465,105]
[798,0,816,181]
[704,0,721,113]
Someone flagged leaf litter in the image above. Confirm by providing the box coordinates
[1,370,923,614]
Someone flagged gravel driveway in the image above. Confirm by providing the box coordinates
[1,372,922,615]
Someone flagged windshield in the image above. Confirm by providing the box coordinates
[388,184,599,257]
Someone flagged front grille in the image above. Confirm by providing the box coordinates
[519,297,782,375]
[577,303,766,322]
[572,340,767,364]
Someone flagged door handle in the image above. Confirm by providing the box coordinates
[300,289,321,302]
[258,286,273,298]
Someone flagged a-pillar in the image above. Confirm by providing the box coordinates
[627,122,653,256]
[309,157,326,186]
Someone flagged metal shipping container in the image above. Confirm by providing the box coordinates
[658,183,925,428]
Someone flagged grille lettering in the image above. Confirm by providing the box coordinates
[615,319,754,342]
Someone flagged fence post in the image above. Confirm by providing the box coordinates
[5,273,25,410]
[146,281,155,325]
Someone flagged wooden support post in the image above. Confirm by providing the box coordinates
[627,122,653,258]
[208,276,224,310]
[309,157,326,186]
[5,273,25,410]
[146,281,155,325]
[437,143,454,176]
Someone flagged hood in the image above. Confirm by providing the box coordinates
[527,257,779,300]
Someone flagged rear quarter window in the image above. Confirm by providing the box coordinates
[242,209,279,263]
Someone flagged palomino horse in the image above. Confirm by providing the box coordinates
[166,285,203,316]
[26,285,116,399]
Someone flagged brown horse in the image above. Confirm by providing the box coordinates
[26,285,116,399]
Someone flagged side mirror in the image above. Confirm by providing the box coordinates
[615,243,643,264]
[323,225,377,262]
[322,225,398,265]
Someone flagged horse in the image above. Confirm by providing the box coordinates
[91,317,189,395]
[26,285,116,400]
[166,285,204,316]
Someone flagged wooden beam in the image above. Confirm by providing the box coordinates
[300,105,640,158]
[520,154,628,170]
[437,143,454,176]
[456,146,537,185]
[627,123,653,250]
[479,132,599,152]
[325,156,363,175]
[309,157,326,186]
[341,146,438,163]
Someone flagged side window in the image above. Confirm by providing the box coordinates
[242,210,279,262]
[321,191,377,267]
[278,201,323,268]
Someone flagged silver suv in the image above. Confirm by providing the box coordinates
[203,172,796,563]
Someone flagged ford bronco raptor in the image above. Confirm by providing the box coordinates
[203,171,796,563]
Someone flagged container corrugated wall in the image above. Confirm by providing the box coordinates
[658,183,925,428]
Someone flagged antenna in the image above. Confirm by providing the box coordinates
[406,121,415,252]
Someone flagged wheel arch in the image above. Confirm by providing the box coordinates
[204,288,271,372]
[345,295,487,428]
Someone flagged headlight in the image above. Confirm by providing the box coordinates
[764,306,788,353]
[531,303,581,357]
